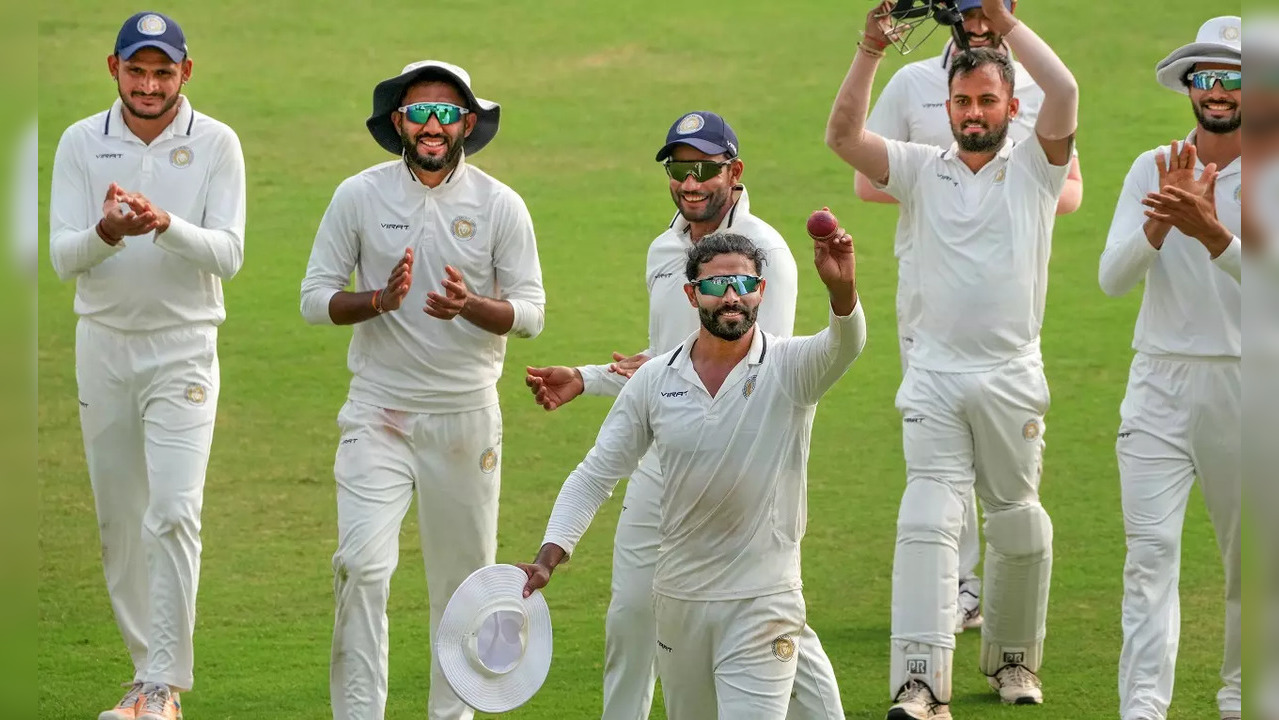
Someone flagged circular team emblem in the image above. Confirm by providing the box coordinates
[771,635,795,662]
[137,14,168,36]
[1221,24,1240,42]
[743,374,757,399]
[1233,184,1242,204]
[1022,419,1040,442]
[169,146,193,168]
[185,383,206,405]
[675,113,704,135]
[994,167,1006,183]
[451,216,477,241]
[479,447,498,474]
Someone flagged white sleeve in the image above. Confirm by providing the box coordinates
[866,70,911,141]
[777,302,868,406]
[542,365,655,555]
[48,126,124,281]
[1010,135,1072,197]
[879,139,935,203]
[1212,236,1243,283]
[1099,154,1160,297]
[493,189,547,338]
[153,126,246,279]
[300,178,362,325]
[756,244,798,338]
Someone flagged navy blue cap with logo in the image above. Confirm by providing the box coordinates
[115,11,187,62]
[655,111,739,162]
[954,0,1012,11]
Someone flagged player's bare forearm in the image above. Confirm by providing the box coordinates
[826,50,891,183]
[534,542,567,570]
[327,290,386,325]
[1003,23,1078,160]
[828,283,858,318]
[855,172,899,204]
[1056,160,1084,214]
[459,295,516,335]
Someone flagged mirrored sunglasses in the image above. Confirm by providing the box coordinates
[664,159,732,183]
[398,102,471,125]
[1188,69,1242,91]
[690,274,762,297]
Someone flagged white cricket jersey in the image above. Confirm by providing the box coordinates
[1099,131,1241,358]
[544,305,867,601]
[300,157,546,414]
[866,43,1044,262]
[881,137,1070,372]
[48,97,247,331]
[577,186,799,397]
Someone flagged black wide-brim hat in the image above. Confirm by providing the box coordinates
[366,60,501,156]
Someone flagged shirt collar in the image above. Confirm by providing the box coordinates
[667,323,769,372]
[1184,128,1242,175]
[670,184,751,235]
[399,153,468,191]
[104,95,195,142]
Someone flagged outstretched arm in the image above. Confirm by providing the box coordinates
[825,1,896,185]
[982,0,1078,165]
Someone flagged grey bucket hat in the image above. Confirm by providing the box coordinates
[1155,17,1241,95]
[366,60,501,156]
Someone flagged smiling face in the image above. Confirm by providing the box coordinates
[393,80,478,172]
[108,47,192,121]
[683,252,765,341]
[667,145,743,224]
[1189,61,1242,135]
[947,62,1019,152]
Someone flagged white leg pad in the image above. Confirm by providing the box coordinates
[980,502,1053,675]
[891,641,953,703]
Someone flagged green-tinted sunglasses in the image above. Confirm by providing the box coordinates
[398,102,471,125]
[664,159,732,183]
[1188,69,1242,91]
[690,274,762,297]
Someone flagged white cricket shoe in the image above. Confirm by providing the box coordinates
[887,679,952,719]
[987,664,1043,705]
[954,582,982,633]
[1220,712,1241,720]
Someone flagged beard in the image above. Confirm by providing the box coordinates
[401,126,465,172]
[119,89,182,120]
[698,302,758,341]
[1193,97,1242,134]
[952,118,1010,152]
[672,185,730,223]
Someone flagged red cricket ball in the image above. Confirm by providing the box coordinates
[807,209,839,239]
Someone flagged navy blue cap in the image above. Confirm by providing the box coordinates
[955,0,1012,11]
[115,12,187,62]
[655,111,739,162]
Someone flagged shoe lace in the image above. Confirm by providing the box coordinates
[999,664,1042,689]
[895,679,946,710]
[116,682,143,708]
[139,683,171,713]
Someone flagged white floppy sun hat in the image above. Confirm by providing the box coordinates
[1155,16,1242,94]
[434,564,553,713]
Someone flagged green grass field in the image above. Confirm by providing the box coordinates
[38,2,1241,718]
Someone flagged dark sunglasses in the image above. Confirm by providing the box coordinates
[689,274,762,297]
[1187,69,1242,92]
[664,159,733,183]
[398,102,471,125]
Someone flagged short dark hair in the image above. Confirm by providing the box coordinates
[948,47,1015,95]
[684,232,768,281]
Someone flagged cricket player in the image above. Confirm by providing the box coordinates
[519,230,866,719]
[825,0,1077,715]
[524,111,845,719]
[855,0,1084,635]
[49,12,245,720]
[1098,16,1242,720]
[299,60,545,720]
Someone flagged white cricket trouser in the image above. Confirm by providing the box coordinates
[75,318,220,692]
[329,399,501,720]
[890,353,1052,691]
[653,590,807,720]
[897,310,981,590]
[604,454,845,720]
[1116,354,1241,720]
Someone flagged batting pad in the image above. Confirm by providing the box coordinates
[891,641,953,703]
[980,502,1053,675]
